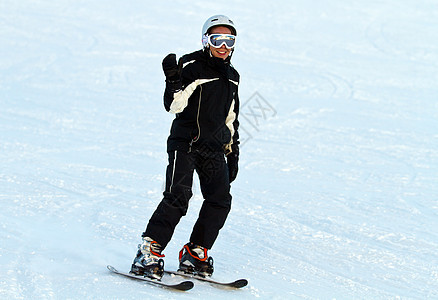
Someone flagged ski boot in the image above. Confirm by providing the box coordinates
[130,237,165,280]
[178,242,214,277]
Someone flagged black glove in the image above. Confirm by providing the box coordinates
[162,53,181,82]
[226,151,239,183]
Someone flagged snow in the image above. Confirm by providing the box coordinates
[1,0,437,298]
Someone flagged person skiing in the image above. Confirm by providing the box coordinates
[130,15,240,280]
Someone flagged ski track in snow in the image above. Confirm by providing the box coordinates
[1,0,438,299]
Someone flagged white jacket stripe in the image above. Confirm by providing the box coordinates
[169,78,219,114]
[225,99,236,144]
[229,79,239,86]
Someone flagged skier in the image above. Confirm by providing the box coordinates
[130,15,240,280]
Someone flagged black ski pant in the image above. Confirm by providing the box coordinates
[143,149,232,249]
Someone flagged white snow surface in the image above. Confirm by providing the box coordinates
[1,0,438,299]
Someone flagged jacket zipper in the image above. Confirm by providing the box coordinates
[189,85,202,152]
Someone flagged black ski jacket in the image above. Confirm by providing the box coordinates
[163,49,240,154]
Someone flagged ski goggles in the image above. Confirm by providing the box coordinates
[206,33,236,49]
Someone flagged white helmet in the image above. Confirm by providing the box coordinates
[202,15,236,48]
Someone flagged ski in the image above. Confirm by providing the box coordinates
[164,270,248,288]
[107,265,194,291]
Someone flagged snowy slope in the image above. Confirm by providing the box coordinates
[1,0,437,299]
